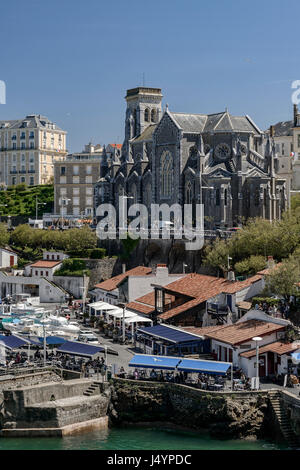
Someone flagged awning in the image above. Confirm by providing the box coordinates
[88,301,106,308]
[37,336,66,346]
[0,334,38,350]
[124,315,152,324]
[108,309,135,319]
[177,358,231,375]
[129,354,181,370]
[137,324,204,344]
[57,340,104,358]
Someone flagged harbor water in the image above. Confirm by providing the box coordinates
[0,426,287,450]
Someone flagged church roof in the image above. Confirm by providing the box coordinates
[168,111,261,135]
[133,124,157,143]
[170,113,207,133]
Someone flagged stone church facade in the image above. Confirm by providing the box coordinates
[94,87,287,229]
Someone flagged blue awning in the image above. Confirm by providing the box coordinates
[38,336,66,346]
[0,334,37,350]
[177,358,231,375]
[57,341,104,358]
[137,325,203,344]
[129,354,181,370]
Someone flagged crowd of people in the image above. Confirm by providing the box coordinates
[254,299,291,319]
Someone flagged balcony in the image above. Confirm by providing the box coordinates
[10,170,17,174]
[28,169,36,173]
[19,170,27,174]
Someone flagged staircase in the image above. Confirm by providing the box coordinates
[83,382,100,397]
[268,390,300,449]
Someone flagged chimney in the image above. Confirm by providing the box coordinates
[269,125,275,137]
[267,256,275,270]
[227,270,235,282]
[294,104,299,127]
[122,263,126,273]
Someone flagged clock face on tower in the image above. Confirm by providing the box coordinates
[214,143,231,161]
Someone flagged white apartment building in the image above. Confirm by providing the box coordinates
[0,114,67,186]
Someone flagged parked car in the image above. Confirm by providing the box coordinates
[77,333,100,345]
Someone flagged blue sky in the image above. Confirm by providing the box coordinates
[0,0,299,152]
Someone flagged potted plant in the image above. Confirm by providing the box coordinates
[98,319,105,332]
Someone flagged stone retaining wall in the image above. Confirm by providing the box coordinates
[1,379,110,430]
[0,371,62,404]
[110,379,270,439]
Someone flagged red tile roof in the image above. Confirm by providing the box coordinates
[109,143,122,149]
[94,266,152,292]
[126,301,154,315]
[204,320,286,346]
[30,260,62,268]
[240,341,298,358]
[181,325,224,336]
[257,263,282,275]
[155,273,262,320]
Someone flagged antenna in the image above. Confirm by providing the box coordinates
[142,72,145,87]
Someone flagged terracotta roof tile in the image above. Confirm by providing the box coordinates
[30,260,62,268]
[126,301,154,315]
[240,341,298,358]
[152,273,262,320]
[94,266,152,292]
[204,320,286,346]
[181,325,225,336]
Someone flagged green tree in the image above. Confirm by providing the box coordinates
[203,239,231,275]
[120,233,140,261]
[64,227,97,254]
[234,255,266,276]
[263,258,300,301]
[0,223,9,247]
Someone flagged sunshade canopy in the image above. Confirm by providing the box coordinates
[177,358,231,375]
[137,324,204,344]
[129,354,180,370]
[129,354,232,375]
[38,336,66,345]
[0,334,38,350]
[125,315,152,324]
[57,340,104,358]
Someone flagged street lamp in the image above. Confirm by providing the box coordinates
[35,196,46,226]
[252,336,262,390]
[183,263,188,274]
[60,197,71,229]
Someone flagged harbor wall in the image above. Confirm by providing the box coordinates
[109,378,270,439]
[1,379,110,431]
[0,370,62,404]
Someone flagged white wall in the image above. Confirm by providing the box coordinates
[0,250,18,268]
[127,267,184,302]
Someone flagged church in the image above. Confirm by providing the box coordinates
[94,87,288,230]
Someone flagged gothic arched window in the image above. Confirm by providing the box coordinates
[185,181,193,204]
[161,151,173,198]
[130,183,138,204]
[144,182,152,208]
[224,188,227,206]
[216,188,220,206]
[151,109,156,122]
[144,108,150,122]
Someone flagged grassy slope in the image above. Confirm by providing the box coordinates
[0,184,54,217]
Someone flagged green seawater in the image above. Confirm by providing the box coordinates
[0,427,287,450]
